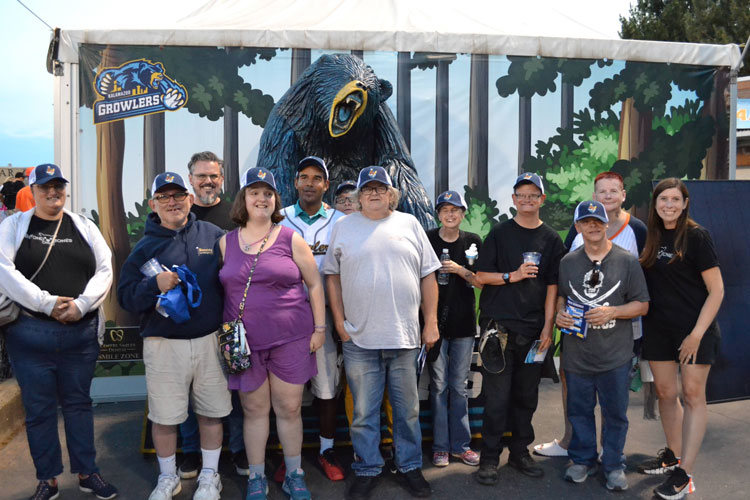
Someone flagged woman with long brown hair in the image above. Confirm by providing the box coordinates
[638,178,724,499]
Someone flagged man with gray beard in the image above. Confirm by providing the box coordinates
[188,151,233,231]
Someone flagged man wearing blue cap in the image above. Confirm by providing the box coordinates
[555,200,649,491]
[474,172,566,484]
[118,172,230,500]
[279,156,346,481]
[324,166,440,500]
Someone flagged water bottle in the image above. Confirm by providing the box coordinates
[438,248,450,285]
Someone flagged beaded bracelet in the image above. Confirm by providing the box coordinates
[314,325,326,330]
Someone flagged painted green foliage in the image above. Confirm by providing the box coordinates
[460,185,511,240]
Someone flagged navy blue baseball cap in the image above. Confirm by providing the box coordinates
[297,156,329,180]
[334,180,357,197]
[241,167,277,191]
[435,190,467,211]
[513,172,545,194]
[151,172,187,194]
[29,163,68,186]
[574,200,609,224]
[357,166,392,189]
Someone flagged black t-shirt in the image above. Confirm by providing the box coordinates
[15,214,96,300]
[426,229,482,339]
[190,199,234,231]
[477,218,566,340]
[2,179,24,209]
[643,225,720,337]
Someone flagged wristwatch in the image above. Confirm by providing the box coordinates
[502,272,510,284]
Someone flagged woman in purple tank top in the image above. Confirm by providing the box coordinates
[219,167,325,498]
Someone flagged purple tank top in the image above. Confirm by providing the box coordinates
[219,225,313,350]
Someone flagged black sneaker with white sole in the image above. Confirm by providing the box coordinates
[637,447,679,475]
[654,467,694,499]
[178,452,201,479]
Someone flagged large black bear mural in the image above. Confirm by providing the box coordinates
[257,53,436,228]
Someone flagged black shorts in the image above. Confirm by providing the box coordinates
[642,328,720,365]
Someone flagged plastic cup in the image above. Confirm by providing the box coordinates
[523,252,541,265]
[140,258,162,277]
[465,252,477,265]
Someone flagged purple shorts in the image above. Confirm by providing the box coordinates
[228,335,317,392]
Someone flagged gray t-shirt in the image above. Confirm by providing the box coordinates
[558,244,650,374]
[322,211,441,349]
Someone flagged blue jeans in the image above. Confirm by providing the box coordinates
[5,314,100,480]
[566,361,631,473]
[428,337,474,453]
[342,341,422,476]
[180,390,245,453]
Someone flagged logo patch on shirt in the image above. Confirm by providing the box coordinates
[196,246,213,256]
[309,241,329,255]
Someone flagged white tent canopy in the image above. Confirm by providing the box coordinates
[56,0,741,68]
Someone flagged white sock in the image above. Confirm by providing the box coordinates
[284,455,302,476]
[249,463,265,477]
[319,436,334,454]
[201,447,222,474]
[157,454,177,476]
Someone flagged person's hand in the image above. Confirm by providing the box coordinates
[422,322,440,350]
[310,330,325,353]
[556,309,575,329]
[584,306,616,327]
[512,261,538,282]
[58,301,82,323]
[539,326,553,352]
[678,332,702,364]
[334,320,351,343]
[156,271,180,293]
[440,259,463,275]
[50,296,74,322]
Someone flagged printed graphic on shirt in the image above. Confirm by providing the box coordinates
[567,273,622,330]
[25,232,73,245]
[309,241,329,255]
[657,246,675,260]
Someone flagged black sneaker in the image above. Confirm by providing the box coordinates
[475,463,498,486]
[654,467,694,499]
[508,452,544,478]
[637,447,679,475]
[29,481,59,500]
[178,452,202,479]
[79,472,118,499]
[347,474,379,500]
[232,450,250,476]
[399,469,431,498]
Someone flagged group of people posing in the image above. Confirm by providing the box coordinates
[0,154,722,500]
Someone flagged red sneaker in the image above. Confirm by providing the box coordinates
[318,448,345,481]
[273,462,286,483]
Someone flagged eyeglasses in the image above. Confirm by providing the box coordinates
[192,174,221,182]
[360,185,388,195]
[514,193,542,201]
[154,192,189,204]
[335,195,355,205]
[35,183,66,192]
[586,260,602,288]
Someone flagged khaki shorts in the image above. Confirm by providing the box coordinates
[143,333,231,425]
[310,309,343,399]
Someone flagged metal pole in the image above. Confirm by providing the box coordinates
[729,36,750,180]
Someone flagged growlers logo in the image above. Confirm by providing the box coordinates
[92,59,187,124]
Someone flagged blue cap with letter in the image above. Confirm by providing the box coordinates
[357,166,392,189]
[435,190,467,210]
[513,172,545,194]
[29,163,69,186]
[574,200,609,224]
[151,172,187,194]
[241,167,277,191]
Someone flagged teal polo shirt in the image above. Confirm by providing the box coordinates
[294,201,328,225]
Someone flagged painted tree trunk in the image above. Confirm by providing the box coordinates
[618,98,652,161]
[561,81,574,130]
[97,47,136,326]
[518,96,532,174]
[290,49,311,85]
[223,104,240,196]
[143,113,165,198]
[397,51,412,150]
[702,69,729,179]
[468,54,488,197]
[434,59,450,198]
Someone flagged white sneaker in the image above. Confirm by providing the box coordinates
[148,474,181,500]
[533,439,568,457]
[193,470,222,500]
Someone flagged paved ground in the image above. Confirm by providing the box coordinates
[1,379,747,500]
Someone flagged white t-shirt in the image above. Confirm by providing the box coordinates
[323,211,441,349]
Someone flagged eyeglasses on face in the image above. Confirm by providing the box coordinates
[513,193,542,201]
[587,260,602,288]
[35,182,66,192]
[193,174,221,182]
[335,195,355,205]
[360,185,388,195]
[154,192,189,204]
